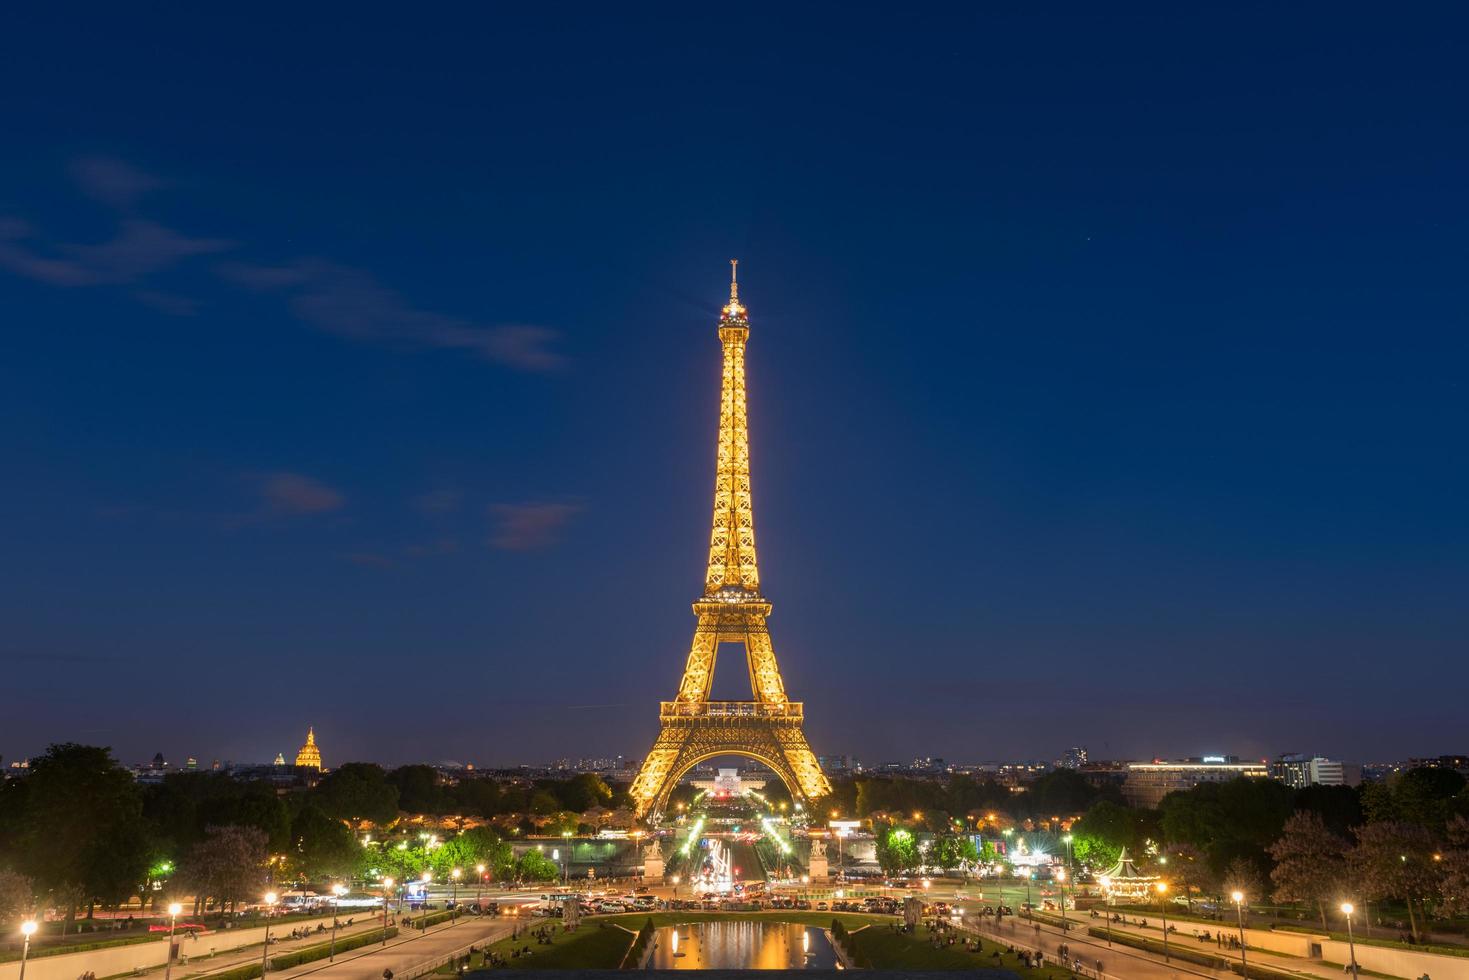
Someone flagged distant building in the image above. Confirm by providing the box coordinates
[690,767,764,798]
[1272,754,1360,788]
[1123,758,1269,807]
[294,726,323,770]
[1058,747,1088,769]
[819,755,859,773]
[1409,756,1469,776]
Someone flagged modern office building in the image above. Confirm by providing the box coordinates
[1272,754,1359,788]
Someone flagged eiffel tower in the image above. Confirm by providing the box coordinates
[629,262,831,819]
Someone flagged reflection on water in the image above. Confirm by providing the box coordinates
[648,921,838,970]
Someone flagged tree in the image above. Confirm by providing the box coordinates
[1070,801,1157,869]
[14,744,145,928]
[387,766,446,816]
[0,869,33,929]
[1269,811,1349,926]
[1350,820,1441,942]
[514,849,559,882]
[875,825,920,875]
[929,832,979,875]
[1441,815,1469,916]
[1025,770,1100,817]
[1222,856,1268,910]
[556,774,614,813]
[290,805,360,881]
[182,825,268,915]
[1160,843,1214,910]
[314,763,400,831]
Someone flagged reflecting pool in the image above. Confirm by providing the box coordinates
[647,920,839,969]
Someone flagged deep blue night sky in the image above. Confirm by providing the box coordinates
[2,6,1466,769]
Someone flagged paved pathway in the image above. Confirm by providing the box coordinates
[271,917,514,980]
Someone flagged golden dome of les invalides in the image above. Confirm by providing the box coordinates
[294,726,322,770]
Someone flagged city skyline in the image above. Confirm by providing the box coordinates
[4,7,1468,766]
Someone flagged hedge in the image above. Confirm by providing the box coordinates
[204,964,263,980]
[1086,926,1235,970]
[407,910,456,930]
[268,927,398,970]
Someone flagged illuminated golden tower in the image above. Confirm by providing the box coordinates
[629,262,831,818]
[294,726,322,769]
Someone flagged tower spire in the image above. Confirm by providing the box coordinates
[722,258,745,320]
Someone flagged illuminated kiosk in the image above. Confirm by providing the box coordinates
[1098,848,1158,905]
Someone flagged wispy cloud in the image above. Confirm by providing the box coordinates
[0,156,565,369]
[221,259,564,371]
[489,501,582,550]
[260,472,344,515]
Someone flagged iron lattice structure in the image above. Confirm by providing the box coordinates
[629,263,831,818]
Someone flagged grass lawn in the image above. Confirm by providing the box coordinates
[450,923,638,972]
[457,911,1063,975]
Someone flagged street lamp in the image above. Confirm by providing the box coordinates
[561,831,573,884]
[1099,876,1113,947]
[164,902,183,980]
[451,868,462,923]
[1155,882,1170,963]
[672,874,681,899]
[1056,867,1068,932]
[19,920,38,980]
[381,877,395,945]
[259,892,278,977]
[1232,890,1249,978]
[1341,903,1359,980]
[1062,834,1073,873]
[329,884,347,961]
[476,864,487,910]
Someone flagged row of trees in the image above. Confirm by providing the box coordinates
[0,745,615,931]
[1068,766,1469,940]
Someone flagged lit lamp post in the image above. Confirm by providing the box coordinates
[329,884,347,961]
[1056,867,1068,933]
[1341,903,1359,980]
[164,902,183,980]
[672,874,681,899]
[259,891,278,977]
[562,831,573,884]
[1155,881,1170,963]
[1232,890,1249,977]
[381,877,394,945]
[451,868,462,923]
[476,864,487,910]
[1099,876,1113,947]
[18,920,38,980]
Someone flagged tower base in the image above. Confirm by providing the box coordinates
[629,701,830,818]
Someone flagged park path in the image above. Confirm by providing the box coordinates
[269,917,514,980]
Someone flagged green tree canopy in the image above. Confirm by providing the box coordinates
[314,763,400,830]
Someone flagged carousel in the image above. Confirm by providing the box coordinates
[1097,848,1158,904]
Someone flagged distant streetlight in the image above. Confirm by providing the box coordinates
[381,877,395,944]
[164,902,183,980]
[19,920,38,980]
[260,892,278,977]
[562,831,573,883]
[1156,882,1170,963]
[476,864,488,909]
[1099,875,1113,947]
[451,868,462,923]
[1232,890,1248,977]
[329,884,347,960]
[672,874,681,898]
[1341,903,1359,980]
